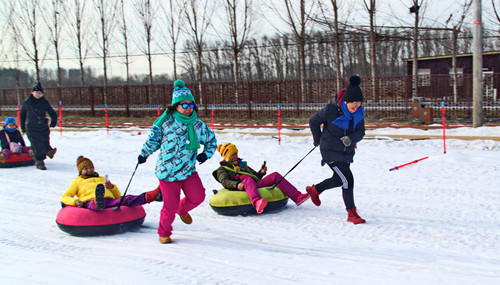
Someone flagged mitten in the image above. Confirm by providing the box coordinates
[137,155,147,164]
[340,136,351,147]
[50,121,57,128]
[197,153,208,164]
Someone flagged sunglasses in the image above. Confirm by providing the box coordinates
[181,103,195,109]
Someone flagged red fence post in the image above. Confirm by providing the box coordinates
[59,100,63,136]
[105,104,109,134]
[278,104,281,145]
[441,101,446,154]
[211,105,215,132]
[17,101,21,124]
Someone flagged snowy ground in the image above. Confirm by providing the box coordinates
[1,126,499,284]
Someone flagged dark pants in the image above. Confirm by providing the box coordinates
[84,194,147,210]
[27,128,53,161]
[315,161,355,210]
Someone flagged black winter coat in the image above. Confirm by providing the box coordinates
[309,98,365,164]
[20,95,57,133]
[0,128,26,150]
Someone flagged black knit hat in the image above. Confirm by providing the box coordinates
[343,76,363,102]
[32,82,44,92]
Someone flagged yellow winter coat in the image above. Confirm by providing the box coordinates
[60,175,121,206]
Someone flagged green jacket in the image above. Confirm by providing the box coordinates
[212,159,265,190]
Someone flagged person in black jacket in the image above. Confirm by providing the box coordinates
[306,76,366,224]
[20,82,58,170]
[0,117,32,163]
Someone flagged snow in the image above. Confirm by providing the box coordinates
[1,126,499,284]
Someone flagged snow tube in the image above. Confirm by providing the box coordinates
[209,187,289,216]
[56,205,146,236]
[0,152,35,168]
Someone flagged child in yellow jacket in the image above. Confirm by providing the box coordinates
[60,156,161,210]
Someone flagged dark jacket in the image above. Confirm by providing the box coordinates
[20,95,57,133]
[1,128,26,150]
[309,92,365,164]
[213,159,266,190]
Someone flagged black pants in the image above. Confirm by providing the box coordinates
[315,161,355,210]
[27,128,52,161]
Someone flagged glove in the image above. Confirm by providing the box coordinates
[313,142,319,147]
[340,136,351,147]
[50,121,57,128]
[196,153,208,164]
[137,155,147,164]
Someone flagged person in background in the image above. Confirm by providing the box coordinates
[20,82,58,170]
[0,117,32,163]
[138,80,217,244]
[213,142,310,214]
[306,76,367,224]
[60,156,161,209]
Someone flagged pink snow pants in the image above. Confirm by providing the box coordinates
[2,146,32,159]
[157,172,206,237]
[240,172,301,206]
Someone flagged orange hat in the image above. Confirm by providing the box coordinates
[76,155,94,174]
[217,143,238,161]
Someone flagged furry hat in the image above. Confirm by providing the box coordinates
[217,143,238,161]
[343,76,363,102]
[76,155,94,174]
[171,80,195,105]
[32,82,44,92]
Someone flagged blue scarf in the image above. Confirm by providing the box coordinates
[4,126,17,133]
[332,101,364,130]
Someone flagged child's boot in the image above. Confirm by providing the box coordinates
[178,213,193,224]
[254,198,268,214]
[94,184,105,210]
[159,236,172,244]
[295,193,310,206]
[46,148,57,159]
[145,185,162,202]
[0,153,5,163]
[35,160,47,170]
[306,185,321,206]
[347,207,366,224]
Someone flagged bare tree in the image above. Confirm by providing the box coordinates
[134,0,156,85]
[268,0,314,102]
[410,0,425,98]
[363,0,378,101]
[12,0,44,83]
[183,0,215,106]
[159,0,184,79]
[64,0,89,86]
[119,0,131,84]
[220,0,254,103]
[93,0,118,104]
[43,0,65,98]
[491,0,500,24]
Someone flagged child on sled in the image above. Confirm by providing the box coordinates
[60,156,161,210]
[213,143,310,214]
[0,117,32,163]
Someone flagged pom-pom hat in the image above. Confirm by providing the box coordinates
[32,82,44,92]
[217,143,238,162]
[76,156,94,174]
[171,80,195,105]
[343,76,363,102]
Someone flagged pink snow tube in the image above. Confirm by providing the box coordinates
[56,205,146,236]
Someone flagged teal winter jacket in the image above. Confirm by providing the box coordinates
[140,114,217,181]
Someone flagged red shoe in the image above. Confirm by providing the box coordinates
[145,185,162,203]
[295,193,310,206]
[347,207,366,224]
[254,198,268,214]
[306,185,321,206]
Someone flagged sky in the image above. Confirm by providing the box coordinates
[0,124,499,284]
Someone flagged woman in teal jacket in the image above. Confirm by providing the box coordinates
[138,80,217,244]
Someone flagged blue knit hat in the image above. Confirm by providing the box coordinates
[5,117,16,125]
[171,80,195,105]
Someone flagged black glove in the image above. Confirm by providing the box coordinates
[50,121,57,128]
[137,155,147,164]
[313,142,319,147]
[340,136,351,147]
[196,153,208,164]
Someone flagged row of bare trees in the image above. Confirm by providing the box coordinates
[1,0,499,104]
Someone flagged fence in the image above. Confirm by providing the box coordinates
[0,74,499,122]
